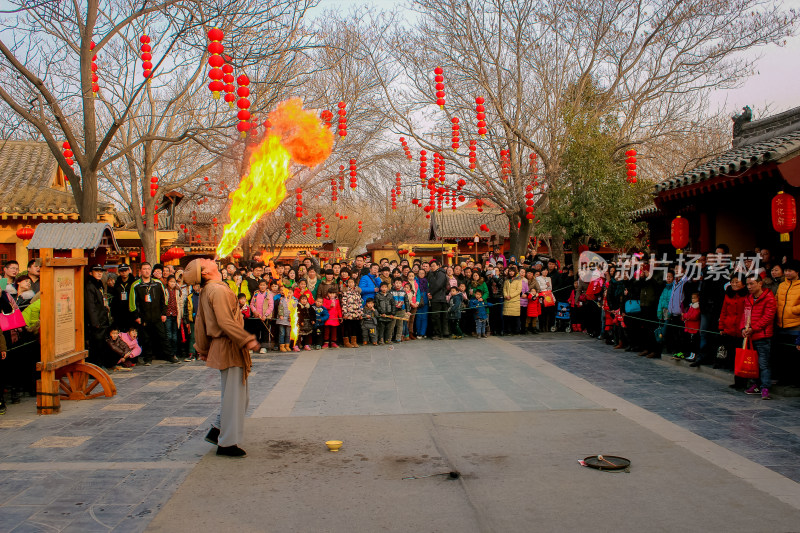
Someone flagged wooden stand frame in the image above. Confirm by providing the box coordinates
[35,248,116,414]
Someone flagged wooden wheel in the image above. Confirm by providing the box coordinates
[55,362,117,400]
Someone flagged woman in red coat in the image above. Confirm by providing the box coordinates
[717,275,748,369]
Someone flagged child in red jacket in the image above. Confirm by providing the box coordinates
[679,292,701,362]
[322,288,342,348]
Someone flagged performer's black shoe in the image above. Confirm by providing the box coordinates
[217,445,247,457]
[204,427,220,445]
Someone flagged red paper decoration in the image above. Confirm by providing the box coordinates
[140,35,153,80]
[671,216,689,252]
[625,149,638,183]
[337,102,347,137]
[451,117,460,150]
[475,97,486,136]
[236,74,251,137]
[320,109,333,128]
[295,187,303,219]
[16,225,34,240]
[400,137,412,160]
[433,67,445,108]
[90,41,99,97]
[772,191,797,242]
[469,139,477,171]
[62,141,74,169]
[222,63,235,107]
[349,158,357,189]
[500,149,510,181]
[207,28,225,98]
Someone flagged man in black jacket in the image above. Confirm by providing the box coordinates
[426,259,449,339]
[85,264,110,366]
[109,264,137,331]
[130,262,174,364]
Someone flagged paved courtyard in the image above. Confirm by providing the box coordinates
[1,333,799,532]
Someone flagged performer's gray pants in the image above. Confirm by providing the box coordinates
[214,367,249,447]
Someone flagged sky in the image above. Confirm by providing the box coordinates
[315,0,800,119]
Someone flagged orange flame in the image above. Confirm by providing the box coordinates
[289,297,299,343]
[216,99,333,258]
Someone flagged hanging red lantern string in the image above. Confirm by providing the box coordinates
[391,187,397,210]
[222,63,235,108]
[236,74,251,137]
[419,150,428,185]
[285,222,292,241]
[320,109,333,128]
[525,184,535,220]
[349,158,358,189]
[529,152,538,187]
[433,67,445,108]
[337,102,347,137]
[315,213,323,238]
[451,117,460,151]
[302,223,308,236]
[475,198,484,213]
[338,164,345,191]
[139,35,153,81]
[62,141,74,169]
[150,175,158,198]
[206,28,225,99]
[400,137,412,160]
[469,140,477,171]
[331,179,338,202]
[772,191,797,242]
[395,171,402,193]
[475,97,487,136]
[625,149,637,184]
[500,149,510,181]
[324,223,330,238]
[439,155,446,183]
[358,220,363,233]
[432,153,440,184]
[295,187,303,219]
[90,41,99,97]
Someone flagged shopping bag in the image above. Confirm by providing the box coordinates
[734,338,759,379]
[0,293,26,331]
[624,299,641,314]
[540,290,556,307]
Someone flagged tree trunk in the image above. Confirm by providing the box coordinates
[551,238,565,269]
[78,168,99,222]
[507,210,533,260]
[140,224,158,266]
[570,235,583,273]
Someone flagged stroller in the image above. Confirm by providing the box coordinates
[551,302,571,333]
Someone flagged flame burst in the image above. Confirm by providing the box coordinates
[216,98,333,258]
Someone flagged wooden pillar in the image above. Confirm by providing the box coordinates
[698,212,712,253]
[37,248,59,414]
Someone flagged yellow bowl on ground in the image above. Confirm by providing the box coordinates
[325,440,343,452]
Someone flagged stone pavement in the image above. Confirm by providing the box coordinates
[0,354,295,533]
[507,333,800,483]
[1,333,799,532]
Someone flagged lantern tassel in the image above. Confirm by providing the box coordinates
[676,248,683,254]
[781,233,790,242]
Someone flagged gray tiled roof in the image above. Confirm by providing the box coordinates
[27,222,120,251]
[0,140,114,215]
[430,208,509,239]
[655,130,800,193]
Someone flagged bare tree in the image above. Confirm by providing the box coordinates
[360,0,797,260]
[0,0,316,232]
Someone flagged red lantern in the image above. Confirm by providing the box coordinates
[671,216,689,252]
[168,246,185,259]
[90,41,99,97]
[451,117,460,150]
[128,251,139,259]
[469,139,477,171]
[140,35,153,79]
[232,250,243,260]
[480,224,489,232]
[433,67,445,108]
[206,28,225,98]
[772,191,797,242]
[475,97,486,136]
[16,225,34,240]
[337,102,347,137]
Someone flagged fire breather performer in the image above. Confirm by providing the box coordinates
[185,258,259,458]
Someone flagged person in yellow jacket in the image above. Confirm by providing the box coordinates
[226,272,251,302]
[502,266,522,335]
[773,260,800,384]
